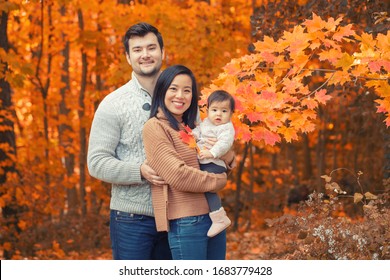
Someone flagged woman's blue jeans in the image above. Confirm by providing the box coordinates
[168,214,226,260]
[110,210,172,260]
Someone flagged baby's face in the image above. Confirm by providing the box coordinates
[207,100,232,126]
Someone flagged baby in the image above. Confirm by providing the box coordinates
[192,90,235,237]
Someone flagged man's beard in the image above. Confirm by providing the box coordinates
[138,62,162,77]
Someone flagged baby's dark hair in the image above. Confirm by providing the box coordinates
[207,90,235,112]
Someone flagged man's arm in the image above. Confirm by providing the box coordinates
[87,101,143,185]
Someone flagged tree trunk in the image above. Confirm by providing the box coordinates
[59,5,78,217]
[0,7,18,259]
[302,133,312,180]
[316,107,327,191]
[35,1,53,217]
[287,142,298,184]
[90,19,104,213]
[233,142,249,231]
[77,9,87,216]
[246,142,255,230]
[383,131,390,179]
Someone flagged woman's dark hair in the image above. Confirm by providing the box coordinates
[123,22,164,54]
[207,90,235,112]
[150,65,199,130]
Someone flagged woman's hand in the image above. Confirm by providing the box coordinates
[198,149,214,160]
[220,148,236,172]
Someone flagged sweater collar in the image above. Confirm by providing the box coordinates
[130,71,150,96]
[156,108,185,130]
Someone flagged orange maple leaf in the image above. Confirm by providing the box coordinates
[302,97,318,109]
[375,99,390,114]
[264,113,283,131]
[283,78,301,94]
[300,121,316,133]
[304,13,342,33]
[369,60,390,73]
[252,126,281,145]
[260,90,277,100]
[285,25,310,55]
[333,24,355,41]
[303,13,327,32]
[179,125,199,153]
[223,58,241,76]
[235,124,252,142]
[277,126,298,143]
[315,89,332,104]
[318,49,342,64]
[384,116,390,127]
[254,35,278,53]
[261,51,277,64]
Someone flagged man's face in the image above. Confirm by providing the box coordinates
[126,32,164,77]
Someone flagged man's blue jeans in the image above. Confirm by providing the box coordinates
[110,210,172,260]
[168,214,226,260]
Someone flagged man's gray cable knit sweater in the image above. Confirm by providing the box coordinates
[87,74,154,216]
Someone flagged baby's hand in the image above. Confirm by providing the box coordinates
[199,149,214,160]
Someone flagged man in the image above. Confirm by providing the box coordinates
[87,22,171,260]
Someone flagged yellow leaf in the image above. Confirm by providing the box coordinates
[354,192,364,204]
[364,192,378,200]
[336,53,354,71]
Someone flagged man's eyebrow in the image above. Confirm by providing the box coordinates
[131,43,158,49]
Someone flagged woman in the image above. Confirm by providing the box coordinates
[142,65,234,260]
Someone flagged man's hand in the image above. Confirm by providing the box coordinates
[141,162,166,186]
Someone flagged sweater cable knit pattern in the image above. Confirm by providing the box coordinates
[87,73,154,216]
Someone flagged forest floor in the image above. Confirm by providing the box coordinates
[4,195,388,260]
[59,226,290,260]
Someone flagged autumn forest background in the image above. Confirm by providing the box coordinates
[0,0,389,260]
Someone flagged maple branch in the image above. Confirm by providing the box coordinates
[275,68,292,87]
[300,71,335,101]
[258,66,388,81]
[257,66,336,73]
[275,52,315,88]
[354,75,389,81]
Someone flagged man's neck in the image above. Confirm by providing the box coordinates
[133,72,160,96]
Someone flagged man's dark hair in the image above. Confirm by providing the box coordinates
[123,22,164,54]
[150,65,199,130]
[207,90,235,112]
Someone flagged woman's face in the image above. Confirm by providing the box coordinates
[164,74,193,121]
